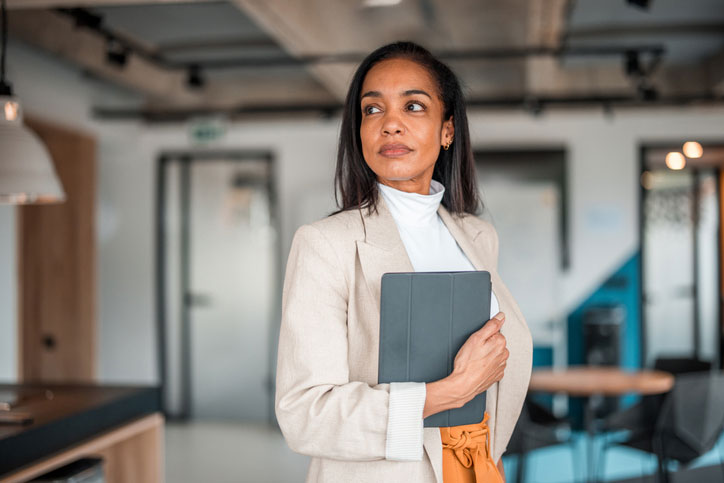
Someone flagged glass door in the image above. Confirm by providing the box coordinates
[641,164,720,367]
[159,153,278,422]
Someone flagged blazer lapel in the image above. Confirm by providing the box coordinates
[437,206,508,461]
[436,207,488,271]
[356,198,447,481]
[356,196,414,315]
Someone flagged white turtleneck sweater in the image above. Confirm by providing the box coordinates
[379,179,500,462]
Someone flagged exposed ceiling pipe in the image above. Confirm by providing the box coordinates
[92,92,724,123]
[55,8,666,72]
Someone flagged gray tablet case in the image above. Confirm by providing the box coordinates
[378,271,491,427]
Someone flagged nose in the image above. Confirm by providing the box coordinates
[381,112,404,136]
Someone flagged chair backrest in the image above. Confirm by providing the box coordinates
[654,357,712,375]
[506,398,567,454]
[655,371,724,463]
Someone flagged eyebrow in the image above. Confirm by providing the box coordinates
[360,89,433,100]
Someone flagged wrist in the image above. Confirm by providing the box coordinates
[422,375,468,418]
[444,371,474,407]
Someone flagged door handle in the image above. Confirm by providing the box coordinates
[184,292,213,307]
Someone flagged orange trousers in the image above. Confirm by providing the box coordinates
[439,412,503,483]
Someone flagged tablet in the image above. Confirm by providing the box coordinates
[378,271,491,427]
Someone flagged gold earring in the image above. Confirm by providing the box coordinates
[443,139,453,151]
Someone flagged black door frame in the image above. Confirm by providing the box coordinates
[155,149,278,420]
[638,143,724,370]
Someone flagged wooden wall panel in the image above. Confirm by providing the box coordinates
[17,117,96,383]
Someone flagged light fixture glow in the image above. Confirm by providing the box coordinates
[682,141,703,159]
[640,170,654,190]
[665,152,686,170]
[3,99,18,121]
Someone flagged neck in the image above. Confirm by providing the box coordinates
[377,174,433,195]
[377,178,445,228]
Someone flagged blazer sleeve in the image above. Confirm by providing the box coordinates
[275,224,390,461]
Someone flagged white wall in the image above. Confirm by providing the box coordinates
[94,121,340,384]
[469,108,724,311]
[2,38,724,384]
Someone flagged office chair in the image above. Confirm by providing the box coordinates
[506,396,576,483]
[598,357,711,458]
[598,371,724,483]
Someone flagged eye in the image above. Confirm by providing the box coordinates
[363,105,382,115]
[406,102,425,112]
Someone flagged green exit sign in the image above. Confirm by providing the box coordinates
[188,117,226,145]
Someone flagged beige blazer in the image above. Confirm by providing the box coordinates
[276,195,532,483]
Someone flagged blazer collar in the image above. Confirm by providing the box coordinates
[359,194,485,252]
[360,196,488,262]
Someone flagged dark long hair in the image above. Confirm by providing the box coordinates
[333,41,481,216]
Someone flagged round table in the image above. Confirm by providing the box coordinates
[530,366,674,397]
[528,366,674,482]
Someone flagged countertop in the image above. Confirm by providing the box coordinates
[0,384,161,477]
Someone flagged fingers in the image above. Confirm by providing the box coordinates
[490,332,506,347]
[475,312,506,340]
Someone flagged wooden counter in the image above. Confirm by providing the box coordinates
[0,385,162,482]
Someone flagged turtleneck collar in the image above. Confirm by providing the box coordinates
[377,179,445,228]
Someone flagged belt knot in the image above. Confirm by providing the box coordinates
[442,427,489,468]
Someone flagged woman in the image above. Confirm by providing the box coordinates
[276,41,532,482]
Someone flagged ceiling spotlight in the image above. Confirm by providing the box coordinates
[624,50,641,77]
[682,141,703,159]
[65,8,103,30]
[626,0,652,10]
[187,65,204,89]
[522,96,543,117]
[105,38,128,68]
[665,152,686,170]
[637,83,658,102]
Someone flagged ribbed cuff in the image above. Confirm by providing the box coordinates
[385,382,426,461]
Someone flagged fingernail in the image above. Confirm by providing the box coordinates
[494,312,505,321]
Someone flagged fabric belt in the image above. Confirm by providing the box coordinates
[439,412,503,483]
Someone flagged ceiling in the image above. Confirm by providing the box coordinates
[6,0,724,121]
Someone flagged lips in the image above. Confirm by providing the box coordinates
[379,143,412,157]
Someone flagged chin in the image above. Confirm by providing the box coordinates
[376,164,418,181]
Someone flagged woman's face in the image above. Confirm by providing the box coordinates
[359,58,454,194]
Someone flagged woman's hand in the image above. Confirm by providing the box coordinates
[423,312,508,418]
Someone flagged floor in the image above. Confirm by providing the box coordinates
[164,422,724,483]
[504,431,724,483]
[165,421,309,483]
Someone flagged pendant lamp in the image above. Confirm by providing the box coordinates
[0,0,65,204]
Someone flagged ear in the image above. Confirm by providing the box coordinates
[441,116,455,145]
